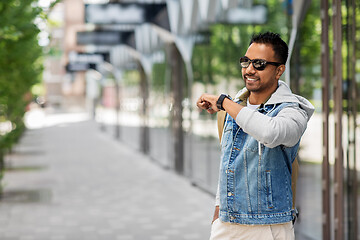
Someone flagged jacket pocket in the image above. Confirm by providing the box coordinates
[266,171,274,209]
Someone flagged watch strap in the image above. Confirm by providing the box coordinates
[216,94,230,111]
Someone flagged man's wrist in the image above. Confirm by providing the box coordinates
[216,94,231,111]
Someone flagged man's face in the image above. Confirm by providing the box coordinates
[242,43,283,95]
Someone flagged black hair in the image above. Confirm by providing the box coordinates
[249,32,288,64]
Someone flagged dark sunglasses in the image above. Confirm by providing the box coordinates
[239,56,282,71]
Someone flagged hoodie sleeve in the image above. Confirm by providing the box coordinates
[235,105,310,148]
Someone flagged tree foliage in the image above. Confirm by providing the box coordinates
[296,0,321,99]
[0,0,46,190]
[191,0,325,101]
[192,0,291,90]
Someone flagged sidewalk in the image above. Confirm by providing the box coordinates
[0,112,214,240]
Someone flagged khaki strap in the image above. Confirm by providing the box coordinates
[217,111,227,143]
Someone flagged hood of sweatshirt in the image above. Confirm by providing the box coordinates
[234,80,315,121]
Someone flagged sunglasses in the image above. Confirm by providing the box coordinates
[239,56,282,71]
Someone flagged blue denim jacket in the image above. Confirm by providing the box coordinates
[219,102,299,225]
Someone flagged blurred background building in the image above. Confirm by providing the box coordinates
[43,0,87,110]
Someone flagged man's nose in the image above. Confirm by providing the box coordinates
[245,62,256,75]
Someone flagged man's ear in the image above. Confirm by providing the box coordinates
[275,65,286,80]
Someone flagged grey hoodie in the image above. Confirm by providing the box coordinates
[234,80,315,148]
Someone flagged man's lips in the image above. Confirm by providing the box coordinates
[245,76,259,82]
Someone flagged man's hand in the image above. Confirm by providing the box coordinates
[196,94,220,114]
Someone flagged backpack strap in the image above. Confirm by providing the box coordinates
[217,111,227,143]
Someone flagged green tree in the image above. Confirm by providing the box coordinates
[192,0,290,89]
[0,0,48,194]
[296,0,321,99]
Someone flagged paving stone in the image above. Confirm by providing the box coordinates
[0,117,213,240]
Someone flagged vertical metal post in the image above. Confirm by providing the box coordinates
[115,79,121,140]
[348,0,358,238]
[350,1,358,238]
[0,148,3,198]
[332,0,344,239]
[139,64,150,154]
[345,1,354,237]
[321,0,331,239]
[170,43,184,174]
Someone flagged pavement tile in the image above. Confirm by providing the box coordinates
[0,119,214,240]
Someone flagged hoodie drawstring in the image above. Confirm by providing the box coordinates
[258,141,262,157]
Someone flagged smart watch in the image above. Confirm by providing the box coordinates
[216,94,231,111]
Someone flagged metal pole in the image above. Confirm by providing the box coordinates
[139,64,150,154]
[170,43,184,174]
[349,0,358,237]
[114,80,121,140]
[332,0,344,239]
[184,61,194,180]
[321,0,331,239]
[345,1,352,236]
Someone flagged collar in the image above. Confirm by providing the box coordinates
[236,90,271,109]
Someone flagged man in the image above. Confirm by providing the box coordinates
[196,32,314,240]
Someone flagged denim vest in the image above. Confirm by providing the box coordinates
[219,102,299,225]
